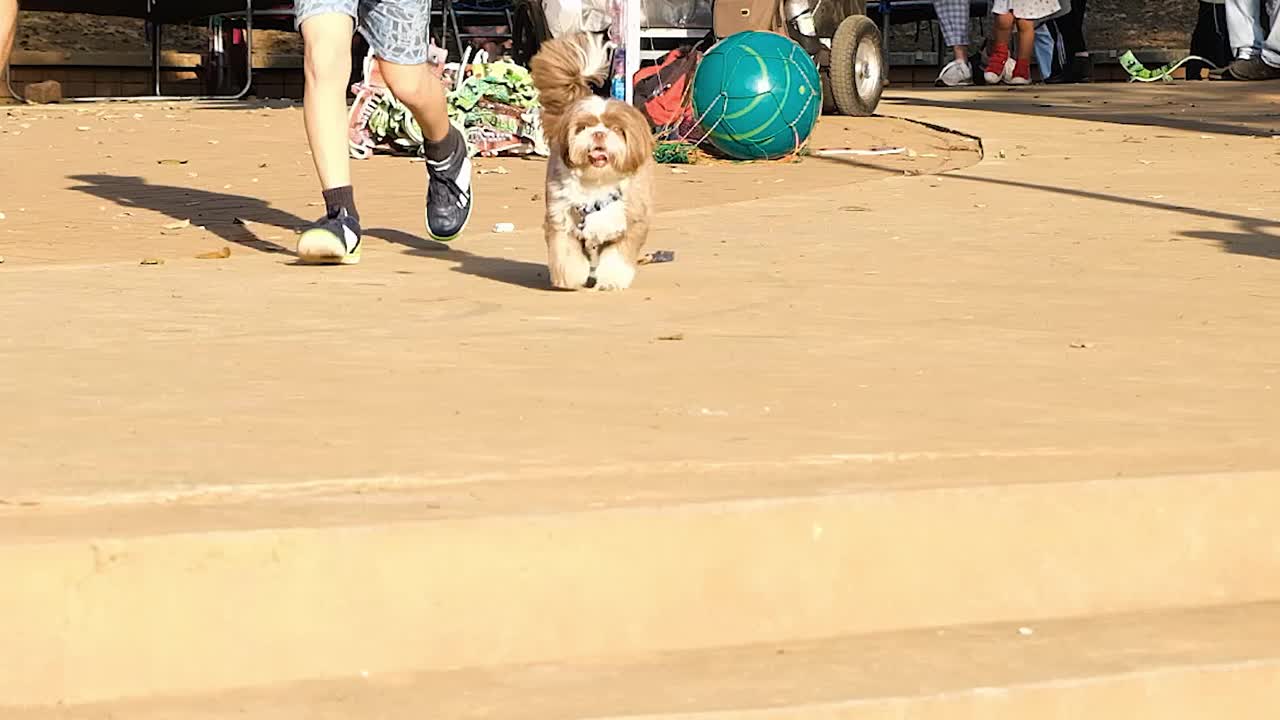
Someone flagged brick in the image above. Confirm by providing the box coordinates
[23,80,63,104]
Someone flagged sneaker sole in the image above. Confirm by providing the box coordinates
[297,228,361,265]
[425,205,472,243]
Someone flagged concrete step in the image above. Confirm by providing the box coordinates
[4,469,1280,706]
[15,602,1280,719]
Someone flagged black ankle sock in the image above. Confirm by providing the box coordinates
[322,186,359,222]
[424,126,462,162]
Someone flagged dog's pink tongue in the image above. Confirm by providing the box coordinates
[589,150,609,167]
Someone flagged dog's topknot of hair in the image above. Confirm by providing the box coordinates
[530,32,610,120]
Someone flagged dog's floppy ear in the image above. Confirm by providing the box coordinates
[603,104,655,175]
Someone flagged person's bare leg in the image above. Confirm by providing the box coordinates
[296,12,363,265]
[984,12,1015,83]
[992,12,1014,48]
[376,58,449,142]
[1,0,18,93]
[953,44,969,63]
[1011,17,1036,84]
[377,56,473,241]
[1015,18,1036,63]
[301,13,355,191]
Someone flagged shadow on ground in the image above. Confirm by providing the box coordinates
[65,174,551,288]
[810,155,1280,261]
[883,83,1280,137]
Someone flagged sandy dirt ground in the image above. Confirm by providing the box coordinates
[1,82,1279,530]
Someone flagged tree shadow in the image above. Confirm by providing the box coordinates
[1179,222,1280,261]
[810,154,1280,261]
[65,174,554,288]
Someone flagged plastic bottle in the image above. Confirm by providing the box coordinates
[608,0,627,100]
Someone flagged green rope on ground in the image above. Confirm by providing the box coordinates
[654,141,698,164]
[1119,50,1220,82]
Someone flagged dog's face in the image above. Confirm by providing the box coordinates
[559,95,654,177]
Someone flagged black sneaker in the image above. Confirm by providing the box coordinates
[425,135,473,242]
[1047,55,1093,84]
[297,208,362,265]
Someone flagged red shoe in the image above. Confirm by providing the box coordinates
[1009,58,1033,85]
[984,46,1012,84]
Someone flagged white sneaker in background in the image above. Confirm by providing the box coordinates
[935,59,974,87]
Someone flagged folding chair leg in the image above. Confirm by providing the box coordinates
[4,62,28,103]
[152,22,163,96]
[233,0,255,100]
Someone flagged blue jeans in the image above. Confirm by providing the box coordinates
[1034,23,1058,77]
[1226,0,1280,63]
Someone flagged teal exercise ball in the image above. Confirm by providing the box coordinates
[691,31,821,160]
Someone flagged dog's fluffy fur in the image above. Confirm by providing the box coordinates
[530,33,656,291]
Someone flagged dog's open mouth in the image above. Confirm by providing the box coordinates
[588,148,609,168]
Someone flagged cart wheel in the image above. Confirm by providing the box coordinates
[511,0,551,67]
[830,15,884,117]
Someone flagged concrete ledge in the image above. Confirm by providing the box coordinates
[3,470,1279,706]
[9,602,1280,719]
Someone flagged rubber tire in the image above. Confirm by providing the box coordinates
[830,15,885,117]
[511,0,550,67]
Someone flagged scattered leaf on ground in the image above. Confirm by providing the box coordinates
[157,159,188,165]
[163,219,191,230]
[196,247,232,260]
[657,333,685,341]
[638,250,675,265]
[140,258,164,265]
[1070,342,1093,349]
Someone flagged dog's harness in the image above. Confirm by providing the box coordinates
[575,190,623,234]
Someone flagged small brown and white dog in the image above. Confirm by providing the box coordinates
[530,33,656,291]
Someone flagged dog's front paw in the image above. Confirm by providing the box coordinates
[548,231,592,289]
[551,252,592,289]
[592,247,636,291]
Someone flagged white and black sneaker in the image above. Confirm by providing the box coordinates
[425,133,473,242]
[297,208,362,265]
[935,59,974,87]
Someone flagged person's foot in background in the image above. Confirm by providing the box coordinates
[936,58,974,86]
[1045,0,1092,83]
[1213,56,1280,79]
[1047,53,1093,83]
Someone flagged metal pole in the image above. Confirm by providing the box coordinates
[152,21,163,96]
[234,0,254,100]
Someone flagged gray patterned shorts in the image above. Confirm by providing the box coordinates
[295,0,431,65]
